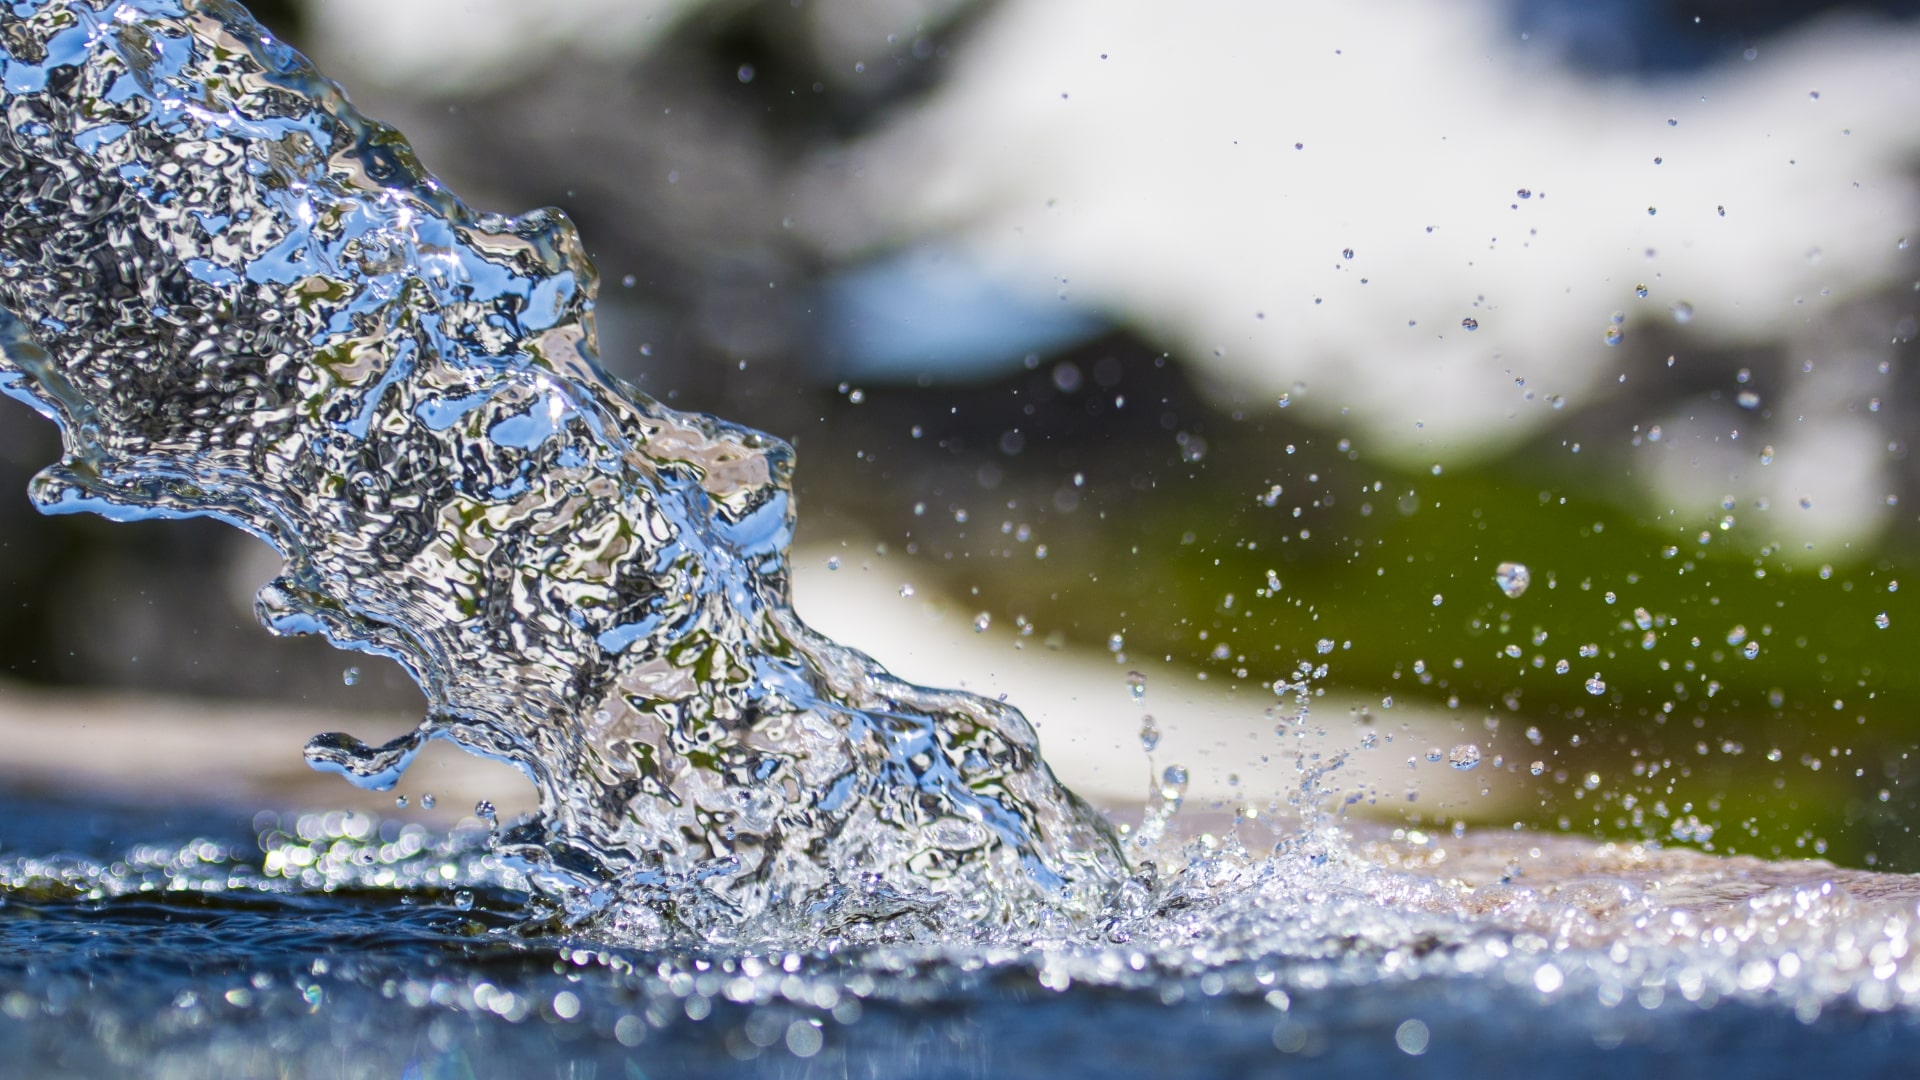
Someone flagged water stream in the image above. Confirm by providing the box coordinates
[4,2,1920,1075]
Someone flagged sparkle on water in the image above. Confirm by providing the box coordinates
[4,1,1920,1071]
[0,0,1123,944]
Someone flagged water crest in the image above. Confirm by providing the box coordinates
[0,0,1123,945]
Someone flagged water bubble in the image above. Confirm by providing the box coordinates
[342,666,360,686]
[1395,1019,1431,1056]
[1316,638,1335,655]
[1554,659,1570,674]
[1493,561,1530,598]
[1530,761,1546,776]
[1431,594,1444,607]
[1447,744,1481,771]
[1585,675,1608,696]
[1743,641,1761,659]
[1460,317,1479,331]
[1425,748,1444,763]
[1127,671,1147,703]
[972,612,991,633]
[1633,607,1653,630]
[1139,716,1161,753]
[1876,612,1891,629]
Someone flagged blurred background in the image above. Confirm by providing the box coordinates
[4,0,1920,864]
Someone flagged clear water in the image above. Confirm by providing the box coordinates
[4,1,1920,1074]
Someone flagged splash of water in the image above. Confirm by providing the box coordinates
[0,0,1126,944]
[16,5,1920,1043]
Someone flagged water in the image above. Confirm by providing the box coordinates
[0,0,1120,943]
[5,1,1920,1074]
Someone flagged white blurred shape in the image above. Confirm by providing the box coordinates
[302,0,700,95]
[791,545,1506,813]
[811,1,1920,463]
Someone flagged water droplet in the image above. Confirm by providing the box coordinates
[1160,764,1189,798]
[847,388,865,404]
[1447,744,1481,771]
[1425,748,1444,763]
[1316,638,1335,655]
[1276,393,1291,408]
[1530,761,1546,776]
[972,612,991,633]
[1633,607,1653,630]
[899,583,916,597]
[1139,715,1161,753]
[1635,284,1649,298]
[1127,671,1147,703]
[737,64,756,84]
[1670,301,1695,324]
[1585,675,1608,696]
[1460,317,1479,331]
[1431,594,1444,607]
[1554,659,1570,674]
[420,793,436,809]
[1876,612,1891,629]
[1516,188,1532,199]
[1604,326,1625,346]
[1743,641,1760,659]
[1726,626,1747,646]
[1737,390,1760,410]
[394,794,408,808]
[1108,633,1125,653]
[1341,247,1355,260]
[341,665,360,686]
[475,800,496,822]
[825,556,841,570]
